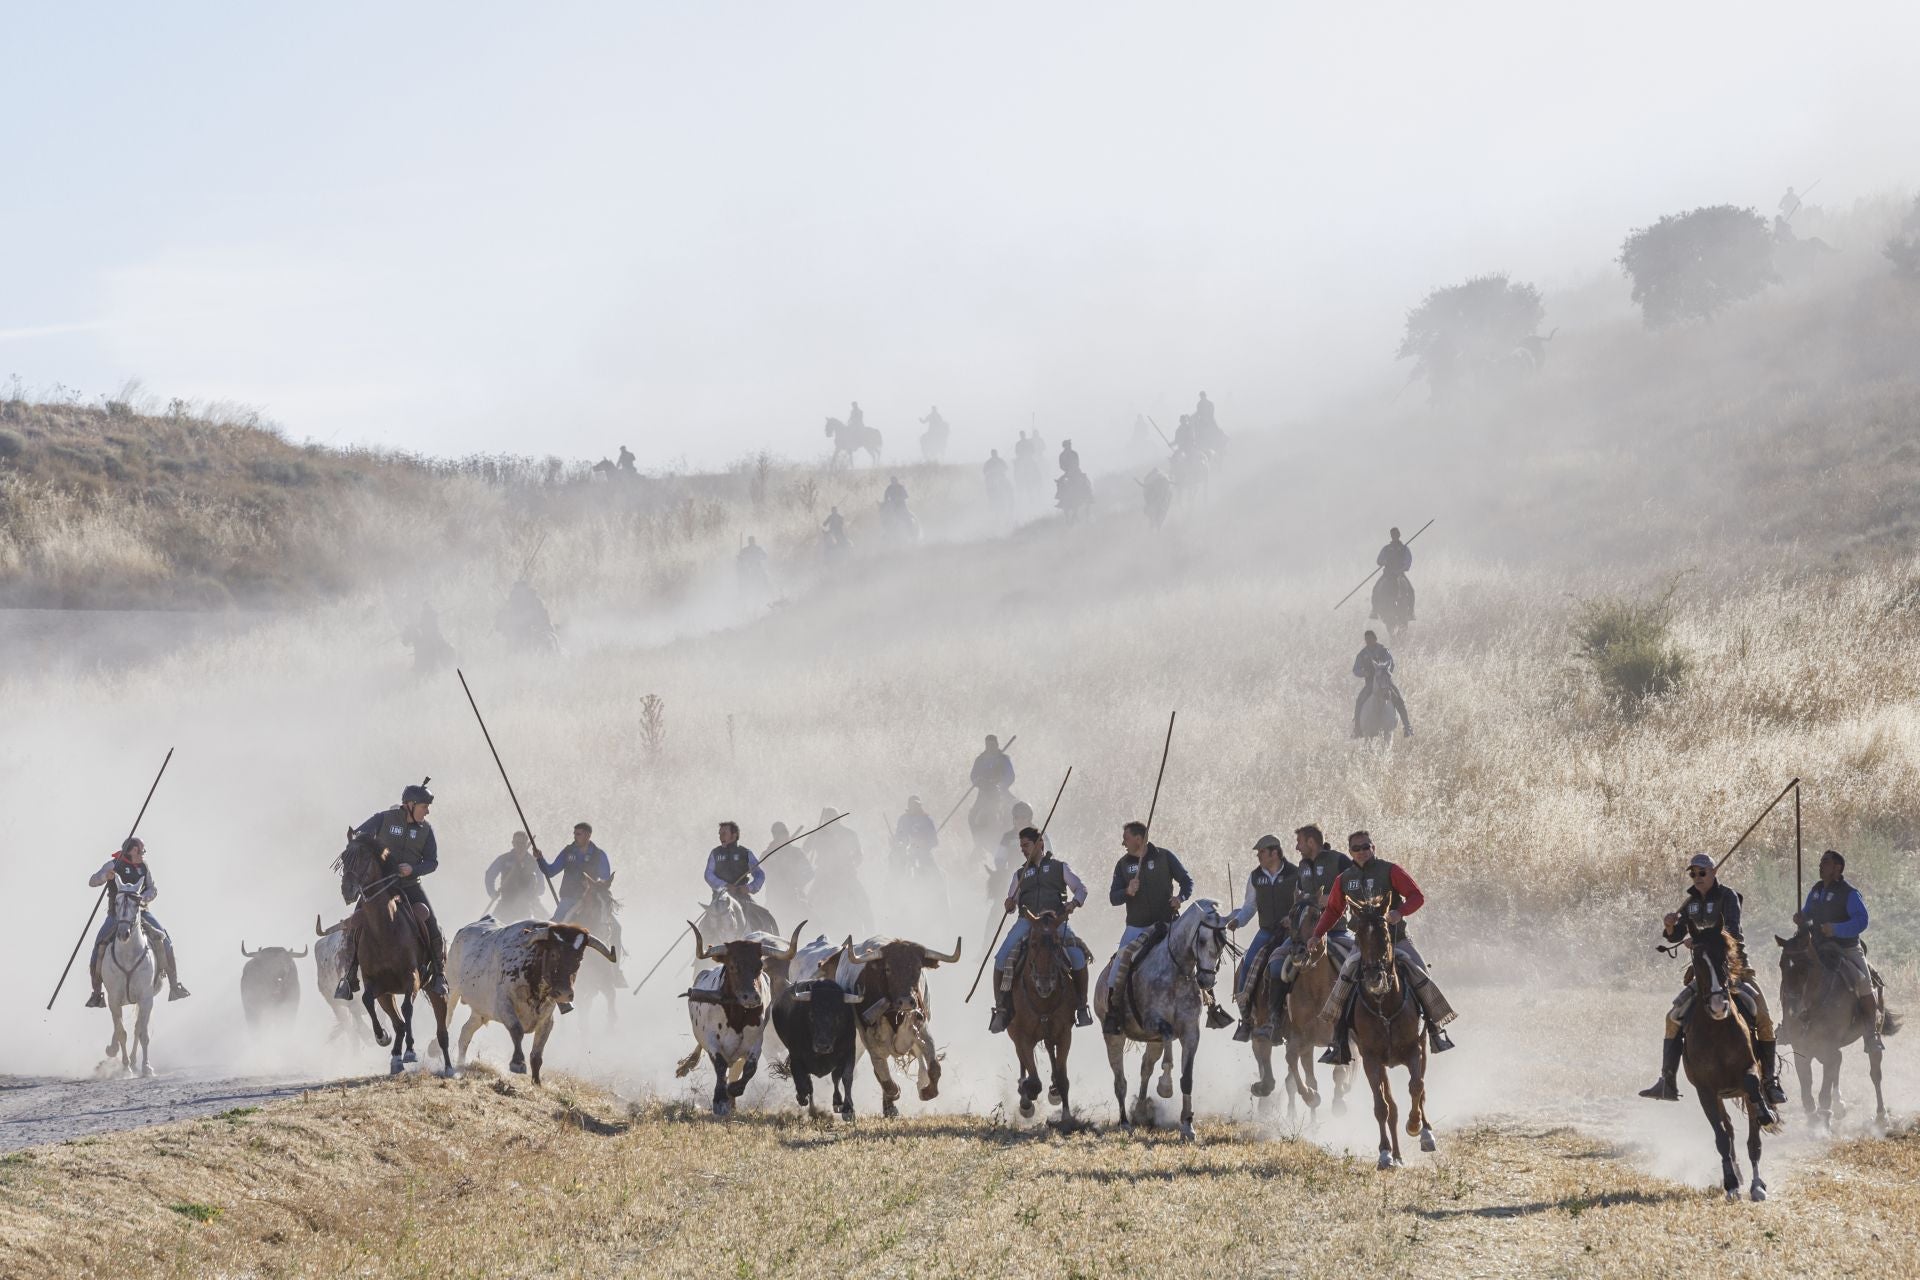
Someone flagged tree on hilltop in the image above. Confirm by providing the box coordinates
[1396,274,1546,402]
[1619,205,1775,328]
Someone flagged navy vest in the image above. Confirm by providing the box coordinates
[1016,858,1069,914]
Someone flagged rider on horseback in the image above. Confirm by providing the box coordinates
[969,735,1016,832]
[545,822,625,970]
[1352,631,1413,739]
[821,507,849,553]
[989,828,1094,1033]
[883,475,908,508]
[1102,822,1222,1034]
[891,797,938,872]
[1058,439,1081,477]
[706,820,778,934]
[335,780,446,999]
[1792,850,1888,1051]
[1312,831,1456,1064]
[990,800,1037,892]
[86,838,190,1007]
[1639,853,1786,1104]
[1371,528,1415,623]
[484,830,547,921]
[1226,835,1298,1042]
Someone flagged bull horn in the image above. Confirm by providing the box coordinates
[922,937,962,965]
[583,934,617,963]
[765,920,806,961]
[316,914,328,938]
[688,921,722,962]
[289,946,308,959]
[240,941,256,958]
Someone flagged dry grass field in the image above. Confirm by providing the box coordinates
[3,1068,1917,1280]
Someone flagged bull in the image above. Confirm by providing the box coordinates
[674,921,803,1116]
[839,935,961,1117]
[771,977,861,1120]
[447,916,616,1085]
[238,941,305,1029]
[315,916,375,1043]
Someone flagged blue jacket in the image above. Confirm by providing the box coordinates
[540,841,612,902]
[1802,881,1868,941]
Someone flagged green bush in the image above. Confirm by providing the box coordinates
[0,429,23,459]
[1573,592,1689,708]
[1887,195,1920,279]
[1620,205,1775,327]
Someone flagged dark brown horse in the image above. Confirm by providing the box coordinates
[1007,910,1075,1124]
[1348,904,1431,1169]
[1776,926,1893,1131]
[338,837,451,1076]
[1681,929,1776,1201]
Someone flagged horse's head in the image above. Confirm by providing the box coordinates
[1023,910,1063,997]
[823,418,838,438]
[111,883,143,940]
[336,832,386,904]
[1775,926,1818,997]
[1350,898,1397,996]
[1174,900,1230,991]
[1691,933,1733,1019]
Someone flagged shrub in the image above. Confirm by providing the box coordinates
[0,429,23,460]
[1887,195,1920,280]
[1620,205,1775,328]
[1573,590,1690,708]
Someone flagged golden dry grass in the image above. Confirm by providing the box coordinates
[2,1071,1916,1279]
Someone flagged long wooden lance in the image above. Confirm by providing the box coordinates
[1144,711,1176,837]
[1713,777,1800,874]
[48,748,174,1010]
[1332,518,1435,612]
[934,734,1018,835]
[457,669,561,908]
[631,812,848,994]
[968,766,1072,1004]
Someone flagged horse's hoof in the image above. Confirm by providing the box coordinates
[1179,1124,1195,1142]
[1249,1079,1275,1098]
[918,1084,938,1102]
[403,1050,418,1065]
[1157,1077,1174,1099]
[140,1065,155,1079]
[1377,1151,1394,1171]
[510,1060,527,1074]
[389,1059,405,1076]
[1332,1099,1348,1117]
[1724,1188,1739,1203]
[1750,1181,1768,1203]
[373,1030,391,1047]
[882,1103,900,1119]
[1048,1086,1062,1104]
[1420,1128,1437,1153]
[1019,1100,1035,1119]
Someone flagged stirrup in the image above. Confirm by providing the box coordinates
[1232,1020,1253,1043]
[85,991,106,1009]
[1764,1076,1787,1105]
[1637,1075,1680,1101]
[1427,1024,1453,1053]
[168,984,191,1001]
[334,978,356,1001]
[988,1006,1011,1034]
[1075,1004,1093,1028]
[1319,1037,1350,1066]
[1206,1004,1235,1030]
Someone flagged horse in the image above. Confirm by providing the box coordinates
[1094,900,1231,1141]
[1251,900,1353,1117]
[824,417,883,467]
[1679,928,1777,1200]
[557,876,625,1028]
[1371,573,1414,641]
[879,499,920,545]
[966,786,1023,861]
[336,837,452,1077]
[99,884,160,1077]
[1007,909,1077,1125]
[1356,665,1403,742]
[1348,903,1432,1168]
[1055,470,1094,523]
[919,421,948,462]
[1776,925,1895,1131]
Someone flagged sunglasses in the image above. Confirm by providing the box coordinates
[1688,868,1711,878]
[1351,844,1373,852]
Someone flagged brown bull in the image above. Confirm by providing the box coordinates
[843,935,961,1117]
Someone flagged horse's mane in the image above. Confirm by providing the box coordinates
[1722,928,1753,984]
[1169,900,1219,956]
[334,839,386,905]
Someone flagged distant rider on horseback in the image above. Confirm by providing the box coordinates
[991,800,1037,891]
[1791,849,1887,1051]
[1102,822,1222,1034]
[989,827,1094,1033]
[484,830,547,921]
[1371,527,1415,623]
[1639,853,1786,1104]
[1226,834,1298,1042]
[968,735,1016,836]
[1257,825,1352,1035]
[86,837,190,1007]
[336,780,446,999]
[891,796,938,872]
[1312,831,1456,1063]
[707,820,778,934]
[1352,630,1413,738]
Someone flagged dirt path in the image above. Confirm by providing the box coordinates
[0,1072,353,1152]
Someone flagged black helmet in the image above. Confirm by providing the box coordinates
[401,777,434,806]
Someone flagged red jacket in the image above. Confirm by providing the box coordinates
[1313,863,1424,938]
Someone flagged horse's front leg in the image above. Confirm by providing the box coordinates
[1409,1044,1435,1152]
[1868,1041,1888,1125]
[135,999,154,1078]
[1177,1027,1199,1142]
[1014,1035,1042,1118]
[1794,1041,1816,1118]
[1105,1032,1131,1129]
[1047,1034,1071,1122]
[1133,1041,1160,1126]
[1703,1094,1740,1199]
[1746,1102,1768,1201]
[1366,1060,1395,1169]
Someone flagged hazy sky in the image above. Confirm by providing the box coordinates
[3,4,1915,466]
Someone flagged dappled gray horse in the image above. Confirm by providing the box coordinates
[101,884,161,1076]
[1095,900,1231,1140]
[1357,662,1404,741]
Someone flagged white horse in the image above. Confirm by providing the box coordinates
[100,884,161,1076]
[1095,900,1231,1140]
[825,417,883,467]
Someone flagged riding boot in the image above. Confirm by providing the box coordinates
[160,938,191,1000]
[85,936,108,1008]
[1318,994,1355,1066]
[1254,979,1289,1041]
[334,960,360,1002]
[1757,1039,1787,1105]
[424,915,449,997]
[988,976,1013,1035]
[1637,1036,1683,1101]
[1233,998,1254,1042]
[1073,965,1093,1028]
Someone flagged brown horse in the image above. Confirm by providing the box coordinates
[337,838,451,1076]
[1775,926,1893,1132]
[1348,905,1431,1168]
[1254,903,1353,1118]
[1007,910,1075,1124]
[1681,929,1776,1201]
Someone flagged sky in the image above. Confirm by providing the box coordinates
[2,3,1916,467]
